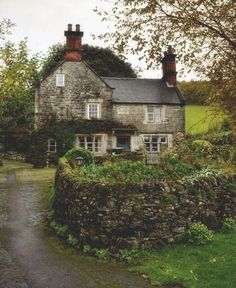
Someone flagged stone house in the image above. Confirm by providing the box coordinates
[35,24,185,158]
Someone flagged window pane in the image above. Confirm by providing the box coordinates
[94,137,101,152]
[117,136,130,150]
[56,74,65,87]
[155,108,162,121]
[88,104,98,118]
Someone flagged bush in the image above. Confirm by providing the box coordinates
[186,222,213,245]
[221,218,236,233]
[118,249,144,264]
[50,220,69,238]
[83,244,94,255]
[160,151,196,178]
[64,147,93,168]
[67,234,79,247]
[191,140,213,156]
[94,248,112,260]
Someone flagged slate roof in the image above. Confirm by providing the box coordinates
[102,77,185,105]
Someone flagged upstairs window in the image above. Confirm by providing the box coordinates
[87,103,100,119]
[147,106,164,123]
[47,138,57,153]
[56,74,65,87]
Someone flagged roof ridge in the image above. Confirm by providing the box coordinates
[102,77,162,80]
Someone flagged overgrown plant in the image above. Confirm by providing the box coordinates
[221,218,236,233]
[186,222,213,245]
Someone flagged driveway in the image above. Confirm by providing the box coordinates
[0,163,152,288]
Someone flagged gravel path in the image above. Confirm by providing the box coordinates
[0,169,153,288]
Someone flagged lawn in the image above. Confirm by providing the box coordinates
[132,232,236,288]
[185,105,226,134]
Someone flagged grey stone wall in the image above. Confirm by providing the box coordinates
[112,104,185,134]
[53,159,236,250]
[35,61,112,122]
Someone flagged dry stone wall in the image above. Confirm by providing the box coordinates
[53,159,236,250]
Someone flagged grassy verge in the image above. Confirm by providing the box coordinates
[132,232,236,288]
[185,105,226,134]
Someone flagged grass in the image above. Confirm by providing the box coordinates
[132,232,236,288]
[0,160,55,210]
[185,105,226,135]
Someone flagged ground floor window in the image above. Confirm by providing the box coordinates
[76,135,102,153]
[116,135,131,150]
[143,135,167,152]
[47,138,57,153]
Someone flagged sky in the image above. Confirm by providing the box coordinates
[0,0,184,79]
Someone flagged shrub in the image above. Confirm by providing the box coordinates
[94,248,112,260]
[118,249,143,264]
[191,140,213,156]
[78,160,166,183]
[160,151,196,178]
[221,218,236,233]
[186,222,213,245]
[83,244,94,255]
[64,147,93,168]
[67,234,79,247]
[50,220,69,238]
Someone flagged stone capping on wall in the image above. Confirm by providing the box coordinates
[53,158,236,250]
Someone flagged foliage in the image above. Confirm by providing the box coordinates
[40,43,137,79]
[118,249,145,264]
[67,234,79,247]
[132,232,236,288]
[82,244,112,260]
[160,151,196,179]
[94,248,112,261]
[178,81,212,105]
[186,222,213,245]
[49,220,69,238]
[0,39,40,130]
[83,244,94,255]
[221,218,236,233]
[0,18,14,42]
[76,157,196,184]
[96,0,236,131]
[191,140,213,156]
[65,147,94,167]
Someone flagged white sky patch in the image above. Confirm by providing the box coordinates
[0,0,197,80]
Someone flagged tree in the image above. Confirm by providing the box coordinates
[95,0,236,130]
[178,81,212,105]
[0,40,40,129]
[0,18,14,42]
[40,43,137,79]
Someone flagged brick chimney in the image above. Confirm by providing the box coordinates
[64,24,84,61]
[161,45,177,86]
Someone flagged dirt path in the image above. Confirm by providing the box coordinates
[0,167,153,288]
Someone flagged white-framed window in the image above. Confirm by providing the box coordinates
[76,135,102,153]
[146,106,164,123]
[56,74,65,87]
[142,135,167,152]
[87,103,100,119]
[48,138,57,153]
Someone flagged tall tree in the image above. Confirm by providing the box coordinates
[40,43,137,79]
[95,0,236,130]
[0,40,40,129]
[0,18,14,42]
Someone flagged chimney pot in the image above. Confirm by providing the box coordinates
[76,24,80,32]
[68,24,72,31]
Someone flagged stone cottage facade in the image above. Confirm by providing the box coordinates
[35,24,185,157]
